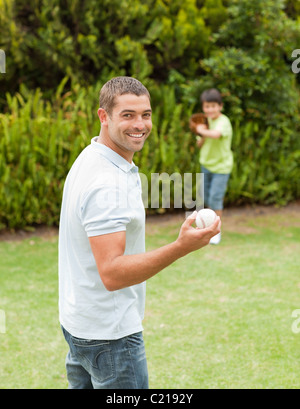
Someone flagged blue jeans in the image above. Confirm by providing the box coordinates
[201,165,230,210]
[61,326,149,389]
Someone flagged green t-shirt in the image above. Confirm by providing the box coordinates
[199,114,233,174]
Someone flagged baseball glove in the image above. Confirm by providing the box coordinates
[189,113,208,134]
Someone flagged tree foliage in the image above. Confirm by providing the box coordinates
[1,0,299,119]
[0,0,300,229]
[0,0,222,98]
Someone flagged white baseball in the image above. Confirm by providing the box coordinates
[196,209,217,229]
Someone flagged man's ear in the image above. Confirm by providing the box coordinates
[97,108,109,126]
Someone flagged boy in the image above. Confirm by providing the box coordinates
[194,88,233,245]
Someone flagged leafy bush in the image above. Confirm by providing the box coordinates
[0,0,300,230]
[0,80,99,229]
[0,79,198,229]
[0,80,299,230]
[0,0,221,100]
[228,121,300,206]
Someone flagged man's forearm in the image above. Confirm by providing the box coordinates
[90,212,221,292]
[105,240,186,291]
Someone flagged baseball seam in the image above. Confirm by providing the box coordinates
[198,215,206,228]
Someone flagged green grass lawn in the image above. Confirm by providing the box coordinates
[0,205,300,389]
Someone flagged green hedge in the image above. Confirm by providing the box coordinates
[1,0,300,230]
[0,81,99,229]
[0,80,299,230]
[0,80,197,229]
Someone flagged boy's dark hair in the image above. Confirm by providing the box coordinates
[200,88,222,105]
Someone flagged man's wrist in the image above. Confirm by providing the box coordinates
[173,237,189,259]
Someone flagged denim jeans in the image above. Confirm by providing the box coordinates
[201,165,230,210]
[61,326,149,389]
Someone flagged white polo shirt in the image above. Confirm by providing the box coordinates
[59,137,146,340]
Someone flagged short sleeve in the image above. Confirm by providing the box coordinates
[79,184,132,237]
[215,116,232,139]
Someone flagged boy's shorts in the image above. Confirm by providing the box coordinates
[201,165,230,210]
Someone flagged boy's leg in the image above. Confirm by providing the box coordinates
[208,173,230,244]
[215,209,223,218]
[208,173,230,212]
[201,165,213,208]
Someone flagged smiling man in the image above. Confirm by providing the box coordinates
[97,79,152,160]
[59,77,221,389]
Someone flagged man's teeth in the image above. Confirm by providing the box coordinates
[128,133,143,138]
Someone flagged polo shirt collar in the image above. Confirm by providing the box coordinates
[91,137,138,173]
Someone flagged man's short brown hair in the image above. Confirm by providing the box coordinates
[99,76,151,116]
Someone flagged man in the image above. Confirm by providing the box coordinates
[59,76,220,389]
